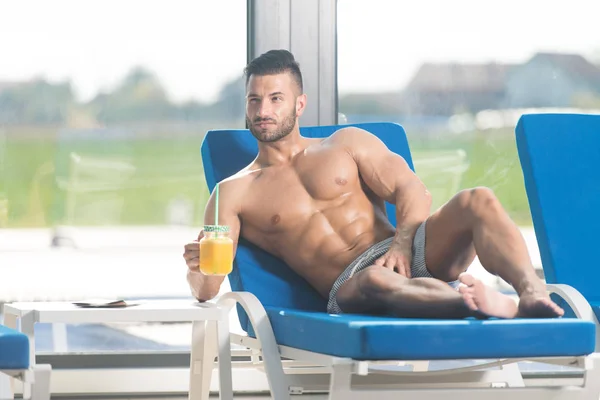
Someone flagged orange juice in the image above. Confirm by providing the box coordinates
[199,226,233,275]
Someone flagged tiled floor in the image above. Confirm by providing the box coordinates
[60,396,327,400]
[218,396,326,399]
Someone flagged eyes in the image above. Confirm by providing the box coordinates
[248,96,283,104]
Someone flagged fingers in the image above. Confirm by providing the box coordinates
[375,254,398,269]
[184,240,198,249]
[374,256,402,275]
[183,240,200,271]
[403,263,412,279]
[383,257,397,270]
[185,256,199,270]
[395,262,410,278]
[375,255,411,277]
[186,256,199,271]
[185,238,200,244]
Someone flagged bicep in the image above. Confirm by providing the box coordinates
[350,133,422,202]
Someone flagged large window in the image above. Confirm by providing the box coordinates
[338,0,599,224]
[1,0,246,356]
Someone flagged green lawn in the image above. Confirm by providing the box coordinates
[0,126,533,228]
[1,126,213,228]
[408,128,533,225]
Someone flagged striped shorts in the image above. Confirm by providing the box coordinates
[326,220,460,314]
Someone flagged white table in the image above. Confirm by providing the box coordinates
[3,299,233,400]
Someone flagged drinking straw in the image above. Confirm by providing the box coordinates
[215,183,219,226]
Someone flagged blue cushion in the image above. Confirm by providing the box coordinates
[0,325,29,369]
[201,122,413,332]
[516,114,600,305]
[266,307,596,360]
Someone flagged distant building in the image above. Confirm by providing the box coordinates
[338,92,406,116]
[0,82,20,94]
[403,62,514,115]
[402,52,600,115]
[504,52,600,108]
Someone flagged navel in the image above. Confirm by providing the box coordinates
[271,214,281,225]
[335,177,348,186]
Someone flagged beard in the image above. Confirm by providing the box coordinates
[247,108,297,143]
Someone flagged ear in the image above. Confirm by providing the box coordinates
[295,93,307,117]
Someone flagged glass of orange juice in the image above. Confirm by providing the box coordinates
[199,225,233,276]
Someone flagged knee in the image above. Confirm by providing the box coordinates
[456,187,502,220]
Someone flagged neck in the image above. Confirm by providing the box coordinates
[256,128,308,166]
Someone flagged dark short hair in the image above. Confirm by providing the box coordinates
[244,49,303,93]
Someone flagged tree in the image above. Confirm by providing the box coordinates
[208,76,245,119]
[0,79,74,124]
[89,67,176,123]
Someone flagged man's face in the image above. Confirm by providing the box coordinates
[245,72,304,143]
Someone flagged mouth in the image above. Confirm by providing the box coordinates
[255,122,275,128]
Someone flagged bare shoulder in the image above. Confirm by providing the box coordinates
[219,168,257,192]
[325,126,389,155]
[213,166,259,206]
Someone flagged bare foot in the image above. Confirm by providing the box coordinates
[458,273,518,319]
[517,293,564,318]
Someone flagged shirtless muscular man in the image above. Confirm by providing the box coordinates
[183,50,563,319]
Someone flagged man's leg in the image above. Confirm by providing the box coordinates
[335,265,518,319]
[424,187,563,318]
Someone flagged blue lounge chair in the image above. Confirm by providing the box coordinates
[0,324,51,400]
[516,113,600,348]
[202,122,600,399]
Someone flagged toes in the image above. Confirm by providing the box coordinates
[458,273,477,286]
[548,301,565,316]
[458,286,475,296]
[538,298,565,316]
[555,305,565,316]
[519,297,565,318]
[462,293,478,311]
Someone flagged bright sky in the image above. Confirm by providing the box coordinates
[1,0,598,102]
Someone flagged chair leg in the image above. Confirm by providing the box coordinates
[216,318,233,400]
[3,314,17,399]
[500,362,525,387]
[411,361,430,372]
[583,354,600,400]
[329,364,353,400]
[189,320,218,400]
[218,293,290,400]
[30,365,51,400]
[0,373,13,400]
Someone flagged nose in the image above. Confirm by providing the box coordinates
[257,102,272,118]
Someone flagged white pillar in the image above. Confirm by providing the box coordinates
[247,0,338,126]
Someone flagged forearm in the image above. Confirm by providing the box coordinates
[187,270,224,302]
[393,181,432,247]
